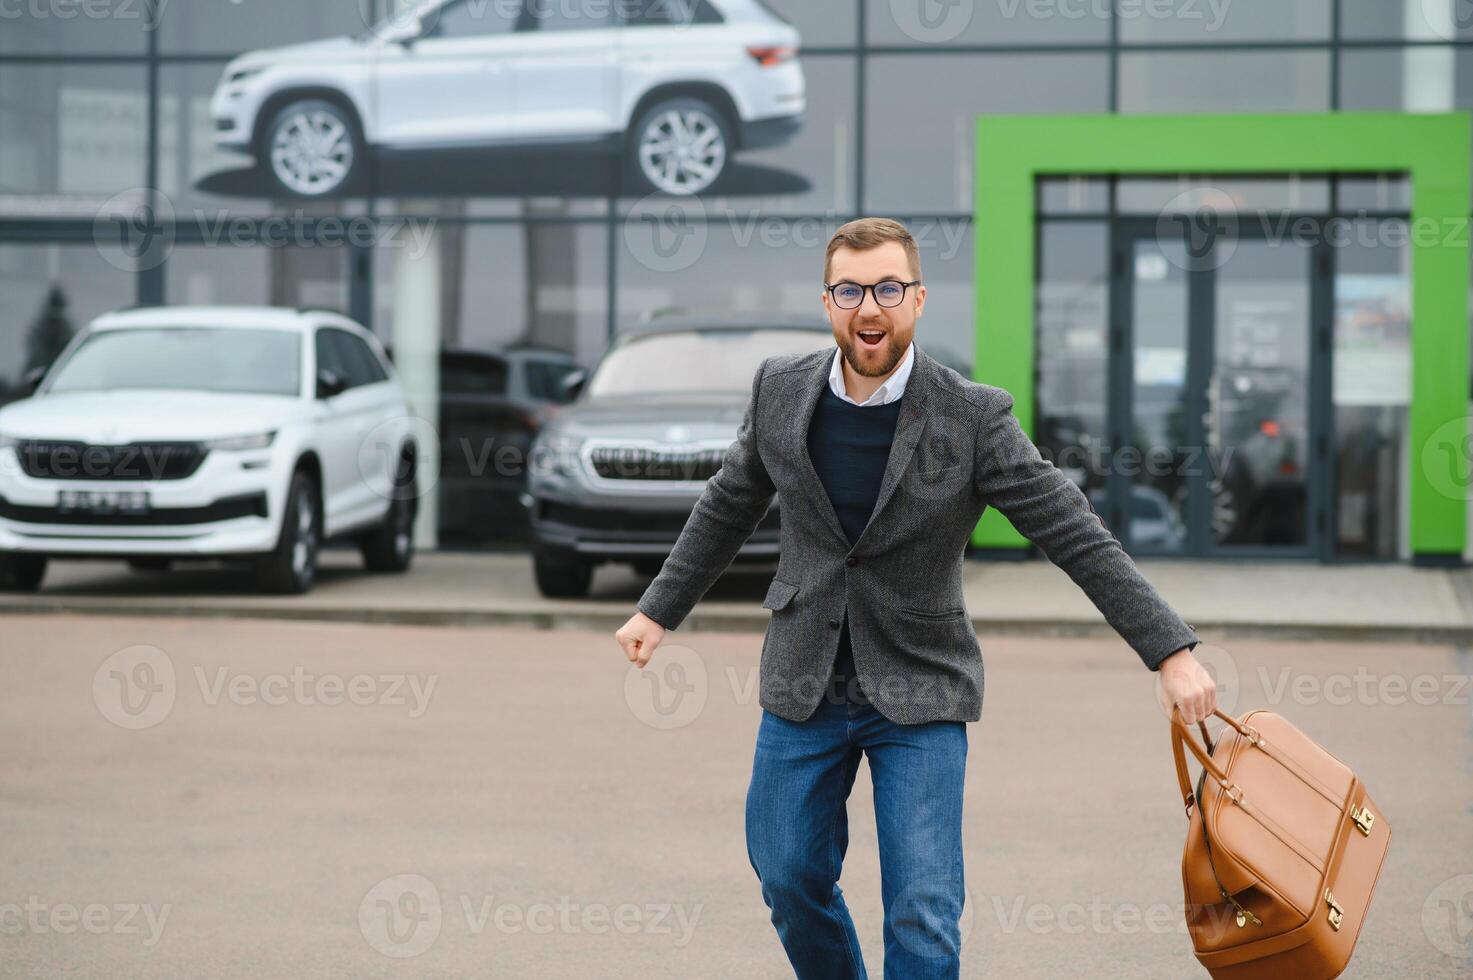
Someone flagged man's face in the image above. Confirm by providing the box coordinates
[822,241,925,378]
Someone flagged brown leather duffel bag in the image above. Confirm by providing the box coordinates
[1172,706,1391,979]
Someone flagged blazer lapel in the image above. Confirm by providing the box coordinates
[790,348,850,546]
[787,342,935,552]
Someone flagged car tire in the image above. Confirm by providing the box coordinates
[626,95,734,196]
[255,469,321,594]
[127,557,173,573]
[0,553,46,592]
[359,448,416,574]
[259,96,365,198]
[533,546,592,598]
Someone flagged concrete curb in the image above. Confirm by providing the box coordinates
[0,599,1464,647]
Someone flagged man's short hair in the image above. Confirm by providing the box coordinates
[824,217,921,283]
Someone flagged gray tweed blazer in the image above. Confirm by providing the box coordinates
[636,342,1200,725]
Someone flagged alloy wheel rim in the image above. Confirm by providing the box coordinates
[292,488,317,578]
[638,108,725,195]
[271,109,353,195]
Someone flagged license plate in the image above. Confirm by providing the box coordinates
[57,489,151,514]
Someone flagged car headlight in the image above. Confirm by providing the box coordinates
[531,432,583,480]
[226,66,266,85]
[203,430,277,452]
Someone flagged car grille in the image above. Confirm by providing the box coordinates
[15,440,208,481]
[588,446,727,482]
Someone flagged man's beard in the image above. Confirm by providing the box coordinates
[840,331,906,378]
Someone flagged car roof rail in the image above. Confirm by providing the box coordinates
[296,305,348,318]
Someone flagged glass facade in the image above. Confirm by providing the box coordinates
[2,0,1470,557]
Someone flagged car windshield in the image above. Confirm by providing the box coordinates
[46,327,301,397]
[353,0,434,41]
[586,329,824,397]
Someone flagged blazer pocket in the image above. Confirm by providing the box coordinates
[899,605,965,620]
[762,577,800,611]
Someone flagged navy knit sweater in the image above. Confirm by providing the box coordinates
[805,384,905,699]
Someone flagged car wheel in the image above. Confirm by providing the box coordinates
[127,557,173,573]
[260,97,363,198]
[255,469,321,594]
[360,449,416,573]
[0,553,47,592]
[533,546,592,598]
[626,96,733,196]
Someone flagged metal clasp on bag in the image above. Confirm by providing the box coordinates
[1325,889,1344,931]
[1350,804,1375,836]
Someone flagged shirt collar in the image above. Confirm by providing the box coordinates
[828,340,914,407]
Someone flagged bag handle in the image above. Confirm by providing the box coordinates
[1171,705,1256,816]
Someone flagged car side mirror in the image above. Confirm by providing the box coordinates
[22,365,46,395]
[559,369,586,403]
[388,16,425,46]
[316,369,347,399]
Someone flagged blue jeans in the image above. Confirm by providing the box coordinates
[744,647,968,980]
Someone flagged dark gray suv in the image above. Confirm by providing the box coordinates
[526,315,829,597]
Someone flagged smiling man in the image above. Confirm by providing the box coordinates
[616,217,1216,979]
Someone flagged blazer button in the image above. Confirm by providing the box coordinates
[845,556,858,566]
[829,618,841,629]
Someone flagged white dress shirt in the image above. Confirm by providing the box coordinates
[827,340,914,407]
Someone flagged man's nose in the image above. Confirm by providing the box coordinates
[857,287,883,317]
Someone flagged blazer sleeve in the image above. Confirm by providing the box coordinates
[636,357,778,632]
[973,387,1199,671]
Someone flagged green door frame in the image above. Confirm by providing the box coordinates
[970,111,1470,563]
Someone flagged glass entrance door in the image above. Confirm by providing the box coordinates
[1107,220,1331,558]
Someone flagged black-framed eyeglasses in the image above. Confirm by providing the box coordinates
[823,279,921,310]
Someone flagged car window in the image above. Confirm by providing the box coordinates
[46,327,301,397]
[622,0,722,26]
[518,0,613,31]
[432,0,519,37]
[524,360,578,401]
[587,329,823,397]
[314,329,353,387]
[442,356,508,395]
[339,331,389,385]
[320,329,381,389]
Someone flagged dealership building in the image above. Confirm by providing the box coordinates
[2,1,1470,564]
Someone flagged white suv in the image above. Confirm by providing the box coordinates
[0,306,419,594]
[210,0,804,198]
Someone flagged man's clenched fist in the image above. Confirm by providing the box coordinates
[1156,646,1219,725]
[616,610,666,668]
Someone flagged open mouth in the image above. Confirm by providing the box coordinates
[856,329,886,350]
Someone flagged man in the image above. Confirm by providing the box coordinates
[614,217,1217,979]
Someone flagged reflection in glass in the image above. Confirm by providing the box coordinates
[1333,219,1411,560]
[1210,241,1310,548]
[587,329,822,397]
[1036,223,1111,526]
[1128,237,1189,553]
